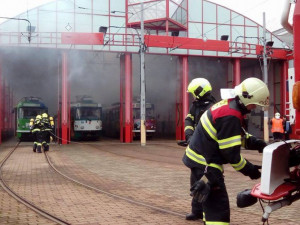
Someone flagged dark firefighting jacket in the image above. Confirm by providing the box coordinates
[183,98,259,177]
[31,121,44,143]
[184,96,216,142]
[41,118,54,142]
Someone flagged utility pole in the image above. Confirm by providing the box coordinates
[140,2,146,146]
[262,12,269,143]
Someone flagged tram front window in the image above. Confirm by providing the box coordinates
[77,107,101,120]
[19,108,46,119]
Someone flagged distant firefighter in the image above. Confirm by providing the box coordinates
[30,115,43,153]
[41,113,54,151]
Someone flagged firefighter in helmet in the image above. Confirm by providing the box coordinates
[41,113,54,151]
[182,77,269,224]
[184,77,216,221]
[31,115,43,153]
[185,78,216,144]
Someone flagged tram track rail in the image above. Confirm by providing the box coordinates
[44,149,186,218]
[85,142,262,166]
[0,139,262,224]
[0,142,70,225]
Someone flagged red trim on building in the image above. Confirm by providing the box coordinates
[145,35,229,51]
[61,33,104,45]
[256,45,289,60]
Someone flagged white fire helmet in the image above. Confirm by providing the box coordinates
[275,112,280,119]
[234,77,270,109]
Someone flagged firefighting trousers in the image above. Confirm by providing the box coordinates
[190,165,230,224]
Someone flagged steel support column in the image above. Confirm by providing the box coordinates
[176,56,189,140]
[61,52,69,144]
[233,58,241,86]
[120,54,125,142]
[9,86,13,137]
[281,61,288,115]
[3,80,6,140]
[123,53,133,143]
[0,58,2,144]
[293,2,300,138]
[182,56,189,139]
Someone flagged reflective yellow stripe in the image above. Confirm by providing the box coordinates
[218,135,241,149]
[205,221,229,225]
[201,111,217,141]
[184,126,194,132]
[231,155,247,171]
[185,147,223,172]
[32,128,40,132]
[186,114,194,120]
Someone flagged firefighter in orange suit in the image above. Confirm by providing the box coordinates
[182,77,269,224]
[270,112,284,141]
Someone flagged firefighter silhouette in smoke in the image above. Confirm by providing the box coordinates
[30,114,44,153]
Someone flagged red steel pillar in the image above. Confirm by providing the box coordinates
[176,56,189,140]
[3,80,6,140]
[0,58,2,144]
[120,54,125,142]
[182,56,189,140]
[233,58,241,86]
[61,52,70,144]
[281,61,288,116]
[9,86,13,137]
[124,53,133,143]
[293,1,300,138]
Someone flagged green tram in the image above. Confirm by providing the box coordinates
[15,97,48,140]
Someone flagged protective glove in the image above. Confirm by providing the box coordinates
[248,164,261,180]
[186,135,192,144]
[243,135,267,153]
[190,176,211,203]
[255,139,267,153]
[177,140,188,147]
[50,136,53,142]
[240,160,261,180]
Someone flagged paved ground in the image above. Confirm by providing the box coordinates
[0,138,299,225]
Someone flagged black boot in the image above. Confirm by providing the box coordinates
[33,143,37,152]
[185,213,202,221]
[37,146,42,153]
